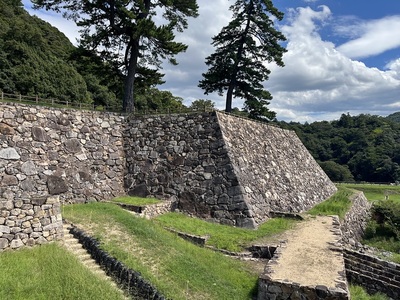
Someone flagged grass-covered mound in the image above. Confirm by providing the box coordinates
[63,202,259,300]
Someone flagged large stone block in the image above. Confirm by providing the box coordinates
[47,176,68,195]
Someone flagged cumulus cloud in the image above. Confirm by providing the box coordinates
[336,16,400,59]
[161,0,231,107]
[267,6,400,122]
[23,1,400,122]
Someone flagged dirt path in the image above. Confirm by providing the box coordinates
[268,215,344,287]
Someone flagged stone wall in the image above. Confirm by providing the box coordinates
[0,195,63,250]
[124,112,336,228]
[341,191,371,246]
[344,249,400,299]
[0,102,125,250]
[123,112,253,225]
[0,102,126,203]
[1,102,336,230]
[217,113,337,224]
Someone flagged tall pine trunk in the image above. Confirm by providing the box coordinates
[122,39,140,113]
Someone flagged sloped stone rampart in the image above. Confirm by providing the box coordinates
[123,112,253,226]
[124,111,337,227]
[217,113,337,224]
[2,102,336,230]
[0,102,126,203]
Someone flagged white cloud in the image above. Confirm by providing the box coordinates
[267,6,400,122]
[22,1,400,122]
[336,16,400,59]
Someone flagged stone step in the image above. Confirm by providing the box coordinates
[61,222,129,299]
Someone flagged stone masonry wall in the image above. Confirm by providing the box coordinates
[0,102,126,203]
[0,195,63,250]
[123,112,254,226]
[1,103,336,232]
[217,113,337,225]
[0,102,126,249]
[344,249,400,299]
[124,111,337,228]
[341,191,371,246]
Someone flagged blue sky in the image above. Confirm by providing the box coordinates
[23,0,400,122]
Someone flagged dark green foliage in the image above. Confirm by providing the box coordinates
[363,200,400,255]
[276,113,400,183]
[0,0,88,102]
[32,0,199,113]
[371,200,400,239]
[135,88,185,112]
[189,99,215,111]
[319,160,354,182]
[199,0,286,120]
[0,0,122,107]
[386,112,400,123]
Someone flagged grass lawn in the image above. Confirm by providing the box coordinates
[342,183,400,203]
[63,202,259,300]
[307,185,353,219]
[156,212,297,252]
[109,195,160,205]
[0,243,125,300]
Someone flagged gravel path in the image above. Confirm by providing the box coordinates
[269,215,344,287]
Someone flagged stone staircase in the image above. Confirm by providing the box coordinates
[62,223,129,299]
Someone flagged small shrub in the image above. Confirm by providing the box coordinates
[371,200,400,239]
[350,285,389,300]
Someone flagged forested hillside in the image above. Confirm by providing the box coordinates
[276,113,400,183]
[0,0,122,108]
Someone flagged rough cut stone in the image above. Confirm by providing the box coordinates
[0,238,9,249]
[10,239,23,249]
[31,126,49,142]
[64,138,82,153]
[0,225,11,234]
[47,175,68,195]
[0,148,20,160]
[0,122,14,135]
[21,161,37,176]
[31,197,47,206]
[1,175,18,186]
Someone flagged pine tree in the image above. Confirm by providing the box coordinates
[32,0,198,113]
[198,0,286,120]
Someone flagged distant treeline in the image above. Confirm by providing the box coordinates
[275,112,400,183]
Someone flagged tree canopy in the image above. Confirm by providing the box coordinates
[199,0,286,120]
[32,0,199,113]
[0,0,124,107]
[277,113,400,183]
